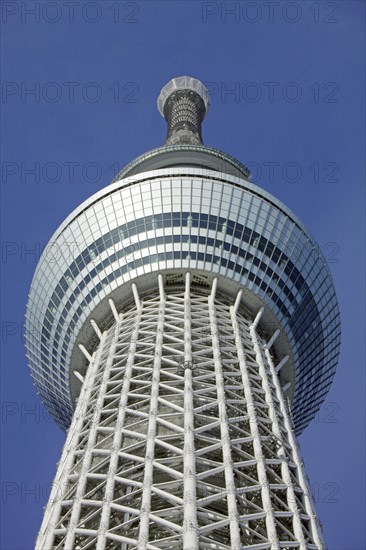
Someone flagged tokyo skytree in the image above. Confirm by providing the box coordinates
[26,77,341,549]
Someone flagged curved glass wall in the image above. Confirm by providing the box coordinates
[25,167,340,434]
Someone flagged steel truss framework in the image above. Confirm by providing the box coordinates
[37,274,323,550]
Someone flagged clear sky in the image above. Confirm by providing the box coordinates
[1,1,365,548]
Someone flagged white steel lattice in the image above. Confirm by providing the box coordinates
[37,274,323,550]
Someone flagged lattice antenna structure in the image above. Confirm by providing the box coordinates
[25,77,340,549]
[157,76,210,145]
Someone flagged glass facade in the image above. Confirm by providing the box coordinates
[25,166,340,434]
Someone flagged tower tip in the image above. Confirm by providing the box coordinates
[157,76,210,116]
[157,76,210,146]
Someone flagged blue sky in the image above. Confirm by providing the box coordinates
[1,1,365,548]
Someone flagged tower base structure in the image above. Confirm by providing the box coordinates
[37,274,324,550]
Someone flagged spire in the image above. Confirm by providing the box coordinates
[157,76,210,146]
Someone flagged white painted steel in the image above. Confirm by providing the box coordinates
[249,324,306,548]
[35,278,324,549]
[37,334,106,549]
[264,348,325,550]
[208,278,241,549]
[138,276,166,549]
[230,297,279,549]
[182,272,199,550]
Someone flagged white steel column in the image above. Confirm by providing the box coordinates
[230,291,279,549]
[264,347,325,549]
[63,323,120,549]
[96,303,142,548]
[250,323,306,548]
[36,334,107,549]
[208,277,241,550]
[137,274,166,549]
[108,298,120,323]
[182,272,199,549]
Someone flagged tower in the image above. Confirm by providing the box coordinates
[25,76,341,549]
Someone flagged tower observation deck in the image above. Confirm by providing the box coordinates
[26,77,340,549]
